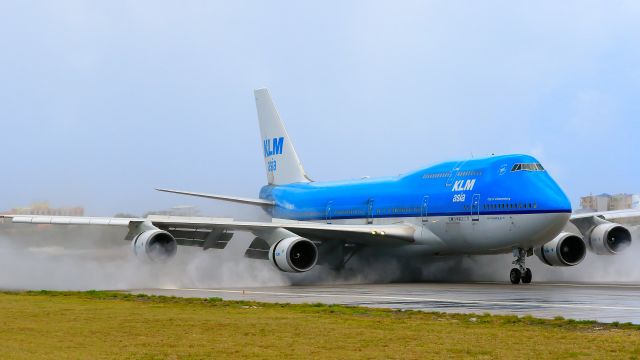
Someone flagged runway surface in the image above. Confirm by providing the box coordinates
[131,282,640,324]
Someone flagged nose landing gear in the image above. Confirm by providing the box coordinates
[510,248,533,284]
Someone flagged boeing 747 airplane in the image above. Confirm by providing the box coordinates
[2,89,639,284]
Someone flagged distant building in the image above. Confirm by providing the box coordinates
[580,193,638,212]
[4,201,84,216]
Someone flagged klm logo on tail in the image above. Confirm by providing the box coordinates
[263,137,284,158]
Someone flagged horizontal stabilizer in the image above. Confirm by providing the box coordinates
[156,188,274,206]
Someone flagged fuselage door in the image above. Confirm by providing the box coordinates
[471,194,480,221]
[326,201,333,224]
[367,198,374,224]
[421,196,429,222]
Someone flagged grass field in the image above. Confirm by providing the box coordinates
[0,291,639,359]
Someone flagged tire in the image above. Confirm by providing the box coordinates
[522,268,532,284]
[510,268,522,284]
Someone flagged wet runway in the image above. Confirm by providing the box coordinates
[131,282,640,324]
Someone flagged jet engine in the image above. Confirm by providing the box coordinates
[131,229,178,262]
[587,222,632,255]
[534,232,586,267]
[269,237,318,273]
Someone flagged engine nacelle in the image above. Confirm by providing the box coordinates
[269,237,318,273]
[131,229,177,262]
[534,232,586,267]
[587,223,632,255]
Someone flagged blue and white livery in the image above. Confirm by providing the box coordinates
[3,89,638,284]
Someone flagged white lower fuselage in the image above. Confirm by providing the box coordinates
[319,212,570,255]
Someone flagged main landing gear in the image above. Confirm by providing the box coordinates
[510,248,533,284]
[335,245,360,271]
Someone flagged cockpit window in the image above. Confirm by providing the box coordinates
[511,163,545,172]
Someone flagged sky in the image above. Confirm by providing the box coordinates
[0,1,639,217]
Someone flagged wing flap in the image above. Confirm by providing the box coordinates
[244,237,271,260]
[145,215,416,246]
[154,223,234,249]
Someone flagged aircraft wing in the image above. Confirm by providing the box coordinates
[570,209,640,227]
[0,214,416,247]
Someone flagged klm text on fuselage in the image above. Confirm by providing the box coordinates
[452,179,476,192]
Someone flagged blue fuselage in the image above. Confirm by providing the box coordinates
[259,154,571,222]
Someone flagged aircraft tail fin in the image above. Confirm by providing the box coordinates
[254,88,311,185]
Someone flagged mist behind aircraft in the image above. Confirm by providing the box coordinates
[0,225,637,290]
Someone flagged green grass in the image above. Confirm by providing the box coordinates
[0,290,639,359]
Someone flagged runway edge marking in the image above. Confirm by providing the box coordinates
[155,288,640,312]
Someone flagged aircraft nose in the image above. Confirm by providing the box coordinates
[557,189,572,212]
[538,175,572,213]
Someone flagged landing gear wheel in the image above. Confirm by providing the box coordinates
[510,268,522,284]
[522,268,532,284]
[511,248,533,284]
